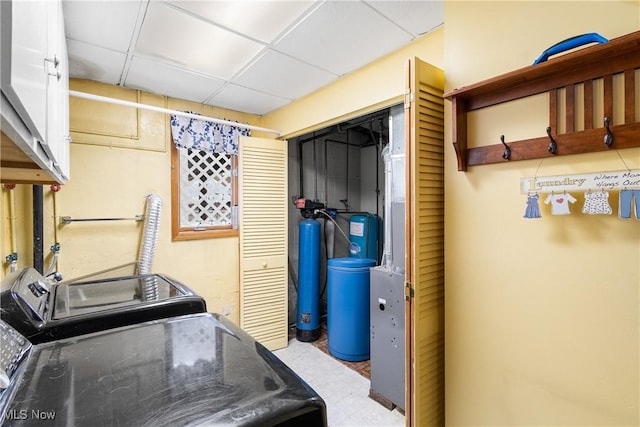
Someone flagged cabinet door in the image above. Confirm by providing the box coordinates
[239,136,288,351]
[0,0,48,142]
[45,0,70,180]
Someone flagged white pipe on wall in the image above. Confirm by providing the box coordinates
[52,189,59,244]
[8,188,17,255]
[3,186,19,273]
[68,90,283,136]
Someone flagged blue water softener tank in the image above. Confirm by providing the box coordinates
[327,257,376,361]
[296,218,321,342]
[349,214,378,261]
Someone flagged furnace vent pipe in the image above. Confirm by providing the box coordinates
[381,146,392,269]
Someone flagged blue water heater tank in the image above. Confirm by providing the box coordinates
[349,214,378,262]
[296,218,321,342]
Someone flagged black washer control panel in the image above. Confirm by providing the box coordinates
[0,320,31,388]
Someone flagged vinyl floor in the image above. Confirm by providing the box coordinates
[273,326,405,427]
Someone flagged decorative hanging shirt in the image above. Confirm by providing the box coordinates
[170,113,250,155]
[544,192,577,215]
[523,193,541,219]
[582,191,612,215]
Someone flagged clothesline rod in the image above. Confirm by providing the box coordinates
[60,215,145,225]
[68,90,283,136]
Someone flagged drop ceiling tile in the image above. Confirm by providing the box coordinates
[62,0,143,52]
[207,84,291,116]
[166,1,316,43]
[235,49,337,100]
[365,1,444,36]
[135,2,265,79]
[125,56,225,103]
[274,1,413,76]
[67,39,127,85]
[62,0,444,117]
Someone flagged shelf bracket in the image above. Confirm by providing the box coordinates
[451,96,468,171]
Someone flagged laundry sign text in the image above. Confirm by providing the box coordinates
[520,169,640,194]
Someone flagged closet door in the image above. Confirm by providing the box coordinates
[405,57,445,426]
[239,136,288,351]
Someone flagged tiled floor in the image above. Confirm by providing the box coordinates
[309,325,371,380]
[273,331,405,427]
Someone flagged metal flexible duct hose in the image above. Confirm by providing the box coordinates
[138,194,162,300]
[140,274,159,302]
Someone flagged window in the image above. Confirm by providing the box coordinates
[169,113,248,241]
[171,147,238,240]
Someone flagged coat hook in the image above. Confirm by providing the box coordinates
[501,135,511,160]
[604,116,614,148]
[546,126,557,154]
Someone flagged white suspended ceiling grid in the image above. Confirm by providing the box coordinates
[63,0,444,116]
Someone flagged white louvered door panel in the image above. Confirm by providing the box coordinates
[239,136,288,351]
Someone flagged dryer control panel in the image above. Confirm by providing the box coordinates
[11,268,50,322]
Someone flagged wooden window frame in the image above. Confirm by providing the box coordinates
[171,144,239,241]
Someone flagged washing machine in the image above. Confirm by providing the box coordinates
[0,267,206,343]
[0,314,327,426]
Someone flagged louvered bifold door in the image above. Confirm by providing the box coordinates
[239,136,288,351]
[405,58,446,426]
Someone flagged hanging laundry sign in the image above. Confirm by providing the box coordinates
[520,169,640,194]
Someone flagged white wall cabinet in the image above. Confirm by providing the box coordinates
[0,0,70,184]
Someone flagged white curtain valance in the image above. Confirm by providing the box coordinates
[170,113,250,155]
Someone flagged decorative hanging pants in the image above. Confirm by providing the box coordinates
[619,189,640,219]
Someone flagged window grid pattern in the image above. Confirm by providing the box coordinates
[179,148,233,228]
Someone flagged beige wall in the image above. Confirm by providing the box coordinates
[443,2,639,426]
[1,80,268,324]
[263,27,444,137]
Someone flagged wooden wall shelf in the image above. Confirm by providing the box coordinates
[444,30,640,171]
